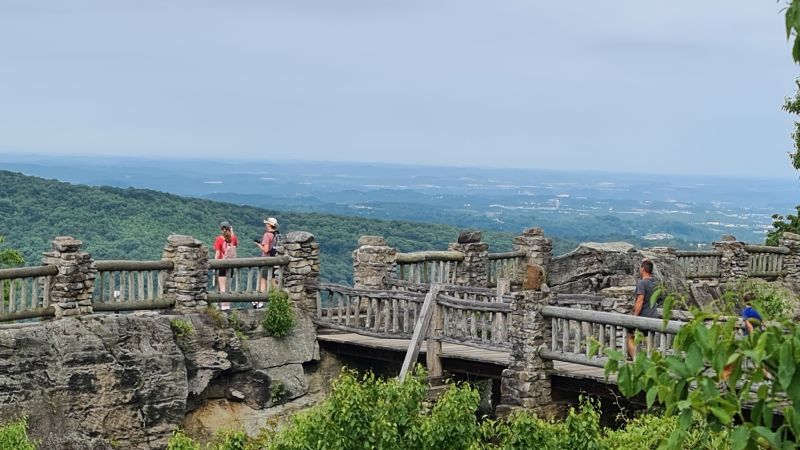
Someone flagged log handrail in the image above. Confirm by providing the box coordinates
[395,251,464,263]
[209,256,290,269]
[743,245,790,255]
[541,306,684,334]
[95,260,174,271]
[488,250,527,260]
[0,265,58,280]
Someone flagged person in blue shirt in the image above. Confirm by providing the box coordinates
[740,305,763,335]
[721,303,764,381]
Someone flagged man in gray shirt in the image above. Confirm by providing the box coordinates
[627,259,659,358]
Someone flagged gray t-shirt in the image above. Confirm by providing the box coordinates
[634,278,659,318]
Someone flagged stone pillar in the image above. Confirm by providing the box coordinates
[448,231,488,287]
[497,290,554,417]
[779,232,800,289]
[513,227,553,289]
[282,231,320,312]
[353,236,396,290]
[162,235,209,311]
[42,236,96,318]
[713,235,748,283]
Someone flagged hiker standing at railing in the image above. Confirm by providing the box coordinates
[627,259,659,359]
[214,221,238,310]
[254,217,280,307]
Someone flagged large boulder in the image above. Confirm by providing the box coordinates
[549,242,687,298]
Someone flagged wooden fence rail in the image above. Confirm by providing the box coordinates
[94,260,173,306]
[0,266,58,322]
[487,250,526,288]
[540,306,684,367]
[395,251,463,284]
[744,245,787,278]
[316,282,514,350]
[675,251,722,279]
[207,256,289,304]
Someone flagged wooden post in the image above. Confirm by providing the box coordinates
[426,300,444,379]
[398,284,441,382]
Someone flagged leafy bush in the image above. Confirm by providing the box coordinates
[169,318,194,338]
[600,305,800,450]
[719,278,793,320]
[167,430,200,450]
[263,290,295,338]
[0,417,37,450]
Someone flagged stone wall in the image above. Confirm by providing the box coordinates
[41,237,97,318]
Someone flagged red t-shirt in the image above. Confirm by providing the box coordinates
[214,234,238,259]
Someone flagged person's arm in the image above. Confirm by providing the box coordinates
[744,320,755,334]
[633,294,645,316]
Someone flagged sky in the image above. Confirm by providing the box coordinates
[0,1,799,177]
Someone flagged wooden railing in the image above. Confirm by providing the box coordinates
[675,250,722,279]
[208,256,290,305]
[744,245,787,278]
[316,284,425,338]
[0,266,58,322]
[93,260,174,311]
[316,282,514,350]
[395,251,463,284]
[487,250,527,288]
[540,306,684,367]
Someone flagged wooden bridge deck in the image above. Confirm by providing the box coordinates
[317,331,614,384]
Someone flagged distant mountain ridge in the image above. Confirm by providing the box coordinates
[0,170,525,284]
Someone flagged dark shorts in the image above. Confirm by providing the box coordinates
[218,268,228,277]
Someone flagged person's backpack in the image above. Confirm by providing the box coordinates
[267,231,281,256]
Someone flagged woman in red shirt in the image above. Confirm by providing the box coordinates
[213,221,238,310]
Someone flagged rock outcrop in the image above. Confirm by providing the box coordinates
[548,242,687,301]
[0,309,320,449]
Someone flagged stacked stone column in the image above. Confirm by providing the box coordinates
[162,235,209,311]
[282,231,320,312]
[448,232,488,287]
[497,290,554,417]
[512,227,553,289]
[713,235,749,283]
[353,236,396,290]
[42,236,96,318]
[779,232,800,290]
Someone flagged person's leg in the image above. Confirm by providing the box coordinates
[626,334,636,360]
[219,270,230,310]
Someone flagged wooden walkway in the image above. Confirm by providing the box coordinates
[317,331,615,384]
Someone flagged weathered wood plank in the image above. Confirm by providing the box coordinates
[399,285,441,381]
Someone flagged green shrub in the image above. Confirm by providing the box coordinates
[209,429,248,450]
[166,430,200,450]
[719,278,793,319]
[263,290,295,338]
[0,417,37,450]
[170,318,194,339]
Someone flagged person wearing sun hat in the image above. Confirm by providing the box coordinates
[255,217,280,300]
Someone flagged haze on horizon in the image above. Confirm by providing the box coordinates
[0,0,798,178]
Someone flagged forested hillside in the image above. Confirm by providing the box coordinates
[0,170,565,283]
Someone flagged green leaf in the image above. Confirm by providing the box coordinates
[709,406,732,425]
[685,343,704,375]
[778,341,796,391]
[793,36,800,64]
[646,386,658,408]
[787,3,797,39]
[730,425,749,450]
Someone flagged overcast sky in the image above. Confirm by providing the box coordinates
[0,1,798,177]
